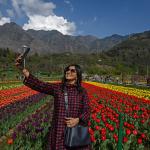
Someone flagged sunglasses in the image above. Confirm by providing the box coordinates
[66,68,76,73]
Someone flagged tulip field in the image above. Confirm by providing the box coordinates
[0,81,150,150]
[85,82,150,150]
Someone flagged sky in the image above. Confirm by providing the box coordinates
[0,0,150,38]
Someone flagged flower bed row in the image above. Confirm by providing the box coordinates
[0,82,22,90]
[0,86,39,108]
[87,81,150,100]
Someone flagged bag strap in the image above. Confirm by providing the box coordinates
[64,90,68,111]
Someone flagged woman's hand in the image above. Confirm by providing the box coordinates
[22,68,30,78]
[65,117,79,127]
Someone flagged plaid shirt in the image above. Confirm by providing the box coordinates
[23,74,92,150]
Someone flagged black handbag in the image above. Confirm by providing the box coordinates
[64,91,91,147]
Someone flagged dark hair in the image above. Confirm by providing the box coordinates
[61,64,83,93]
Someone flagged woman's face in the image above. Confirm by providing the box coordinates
[65,66,77,82]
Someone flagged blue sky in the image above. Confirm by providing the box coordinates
[0,0,150,38]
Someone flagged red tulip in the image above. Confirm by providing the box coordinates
[133,130,138,135]
[90,135,96,142]
[101,136,106,141]
[95,125,100,130]
[126,129,131,135]
[96,119,100,123]
[141,133,146,139]
[7,138,13,145]
[101,128,106,134]
[137,138,142,144]
[123,137,128,143]
[140,120,145,124]
[88,127,94,134]
[109,126,114,131]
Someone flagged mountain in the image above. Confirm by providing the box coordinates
[90,34,128,52]
[105,31,150,70]
[0,22,127,54]
[0,22,33,51]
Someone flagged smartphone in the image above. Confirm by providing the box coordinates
[21,47,30,60]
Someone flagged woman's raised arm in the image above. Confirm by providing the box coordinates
[15,55,56,96]
[23,69,56,96]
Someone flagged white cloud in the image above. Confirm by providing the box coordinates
[23,15,76,35]
[11,0,76,35]
[11,0,56,16]
[0,17,11,25]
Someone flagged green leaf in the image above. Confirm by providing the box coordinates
[136,144,144,150]
[129,134,135,142]
[123,140,131,150]
[100,139,112,150]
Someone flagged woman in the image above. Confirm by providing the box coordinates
[15,55,91,150]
